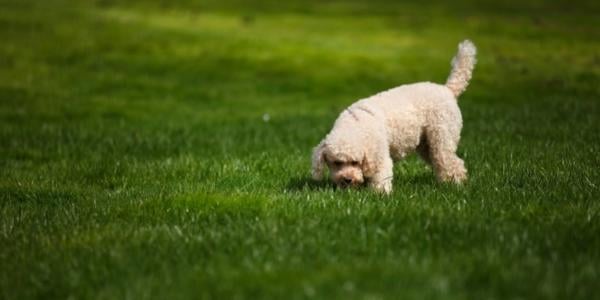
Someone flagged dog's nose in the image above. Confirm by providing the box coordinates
[342,177,353,185]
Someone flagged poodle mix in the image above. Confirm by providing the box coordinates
[312,40,477,194]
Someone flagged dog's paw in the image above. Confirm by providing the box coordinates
[439,168,468,184]
[372,180,393,195]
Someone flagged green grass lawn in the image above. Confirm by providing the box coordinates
[1,0,599,298]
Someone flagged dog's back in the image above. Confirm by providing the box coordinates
[359,82,460,158]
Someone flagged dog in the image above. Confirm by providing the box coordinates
[311,40,476,194]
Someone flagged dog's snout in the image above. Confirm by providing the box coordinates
[342,177,353,185]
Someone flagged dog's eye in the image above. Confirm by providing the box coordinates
[351,161,359,166]
[334,160,343,166]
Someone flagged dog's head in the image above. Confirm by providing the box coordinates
[312,135,371,188]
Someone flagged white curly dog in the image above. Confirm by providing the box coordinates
[312,40,477,194]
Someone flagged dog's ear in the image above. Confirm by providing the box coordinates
[361,153,376,177]
[311,140,327,180]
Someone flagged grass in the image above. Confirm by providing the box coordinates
[1,0,599,299]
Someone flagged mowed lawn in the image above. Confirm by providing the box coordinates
[1,0,599,298]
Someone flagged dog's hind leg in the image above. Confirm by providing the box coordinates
[425,126,467,183]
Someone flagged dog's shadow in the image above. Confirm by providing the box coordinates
[286,173,437,192]
[285,177,335,191]
[401,173,438,187]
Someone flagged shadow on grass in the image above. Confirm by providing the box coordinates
[286,172,437,193]
[286,177,336,191]
[400,173,438,187]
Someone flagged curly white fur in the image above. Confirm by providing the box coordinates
[312,40,477,194]
[446,40,477,97]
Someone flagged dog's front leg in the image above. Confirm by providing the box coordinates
[368,156,393,194]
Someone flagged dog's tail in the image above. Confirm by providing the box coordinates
[445,40,477,98]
